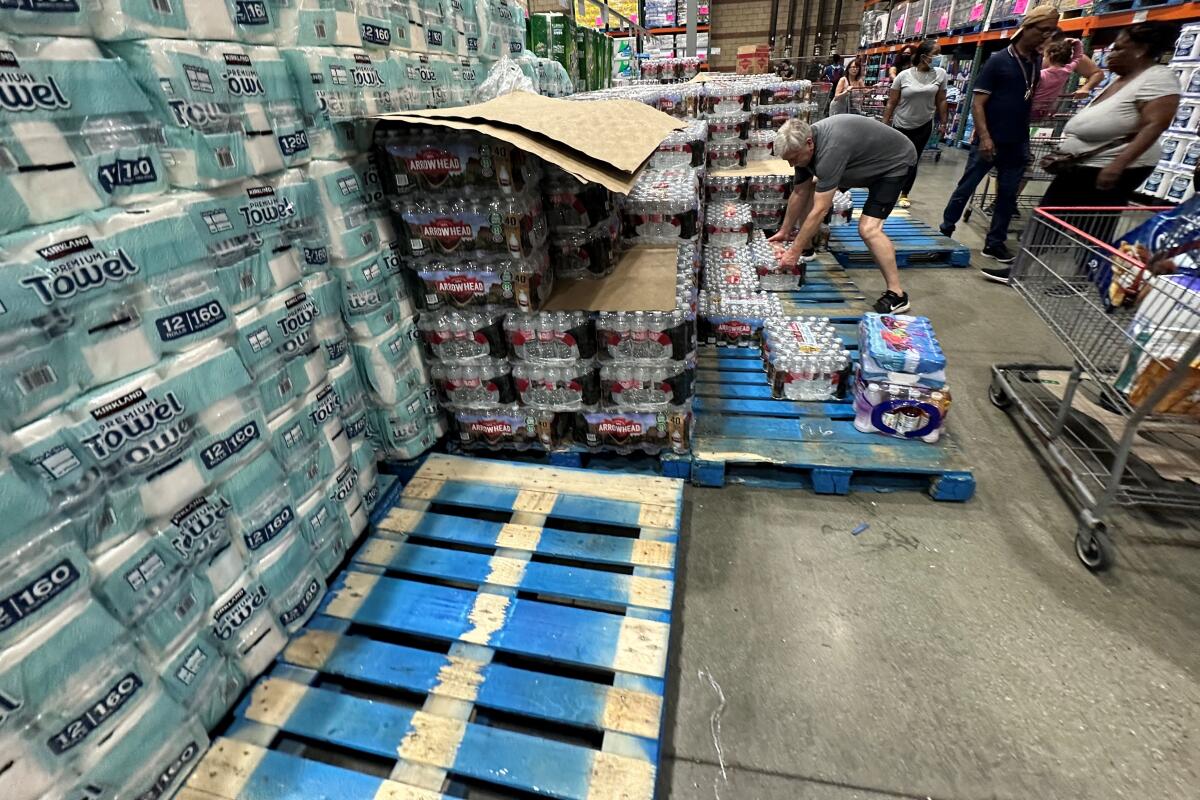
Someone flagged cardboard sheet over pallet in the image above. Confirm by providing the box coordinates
[376,91,685,193]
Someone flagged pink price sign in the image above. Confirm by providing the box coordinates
[969,2,985,21]
[915,19,923,34]
[939,13,949,28]
[1015,0,1031,13]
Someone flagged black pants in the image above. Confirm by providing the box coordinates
[1039,165,1155,208]
[894,119,934,196]
[1039,164,1155,246]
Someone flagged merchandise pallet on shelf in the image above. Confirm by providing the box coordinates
[1095,0,1183,13]
[691,347,976,499]
[185,454,683,800]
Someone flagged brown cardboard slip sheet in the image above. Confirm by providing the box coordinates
[1037,369,1200,485]
[711,156,794,178]
[543,246,678,313]
[375,92,684,191]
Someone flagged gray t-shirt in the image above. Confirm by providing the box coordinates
[1060,65,1182,168]
[793,115,918,192]
[891,66,947,129]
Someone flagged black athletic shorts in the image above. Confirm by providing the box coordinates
[861,173,907,219]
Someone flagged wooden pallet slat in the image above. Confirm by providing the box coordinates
[188,454,683,799]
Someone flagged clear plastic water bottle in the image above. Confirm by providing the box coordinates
[511,359,600,409]
[504,311,597,362]
[417,310,507,362]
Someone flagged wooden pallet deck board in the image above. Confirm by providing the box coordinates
[691,347,975,500]
[188,454,683,799]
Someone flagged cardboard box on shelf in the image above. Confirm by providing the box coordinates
[737,44,770,75]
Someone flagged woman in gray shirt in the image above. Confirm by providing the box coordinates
[882,38,949,209]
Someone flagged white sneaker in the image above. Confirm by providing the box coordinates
[898,195,912,209]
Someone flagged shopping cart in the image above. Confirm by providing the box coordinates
[964,94,1087,231]
[811,81,834,120]
[990,207,1200,570]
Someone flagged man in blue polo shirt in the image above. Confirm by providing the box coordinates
[939,4,1060,276]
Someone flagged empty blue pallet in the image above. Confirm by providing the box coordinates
[185,454,684,800]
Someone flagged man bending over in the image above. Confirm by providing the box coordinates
[770,116,917,313]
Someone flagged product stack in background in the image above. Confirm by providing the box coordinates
[854,313,952,443]
[1140,23,1199,204]
[527,11,613,92]
[0,2,534,799]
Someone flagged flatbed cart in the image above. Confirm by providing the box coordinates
[964,95,1086,232]
[990,207,1200,571]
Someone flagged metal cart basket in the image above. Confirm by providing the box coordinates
[990,207,1200,570]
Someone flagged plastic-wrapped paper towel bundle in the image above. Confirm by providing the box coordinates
[0,34,167,235]
[113,39,312,188]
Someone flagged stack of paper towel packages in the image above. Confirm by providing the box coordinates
[0,2,528,798]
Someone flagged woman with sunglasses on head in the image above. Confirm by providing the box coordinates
[882,38,948,209]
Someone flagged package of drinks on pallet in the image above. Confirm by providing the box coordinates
[853,313,953,442]
[754,234,803,290]
[761,316,852,401]
[622,167,700,246]
[748,129,777,161]
[541,164,624,281]
[651,120,709,169]
[705,202,753,246]
[697,289,782,346]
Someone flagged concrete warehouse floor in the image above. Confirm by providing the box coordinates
[659,151,1200,799]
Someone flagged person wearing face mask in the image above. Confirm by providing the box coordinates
[882,38,948,209]
[939,4,1060,272]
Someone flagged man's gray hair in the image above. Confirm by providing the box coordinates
[776,119,812,158]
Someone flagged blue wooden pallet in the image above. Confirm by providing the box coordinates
[450,442,693,480]
[378,451,432,483]
[691,347,976,500]
[828,217,971,269]
[771,255,872,321]
[187,454,683,800]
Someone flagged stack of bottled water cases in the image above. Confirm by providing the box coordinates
[373,125,552,312]
[584,241,697,455]
[418,241,698,455]
[622,165,701,247]
[760,316,852,401]
[571,75,815,128]
[649,119,709,169]
[544,163,623,281]
[854,313,952,443]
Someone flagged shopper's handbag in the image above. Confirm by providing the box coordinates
[1040,135,1135,175]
